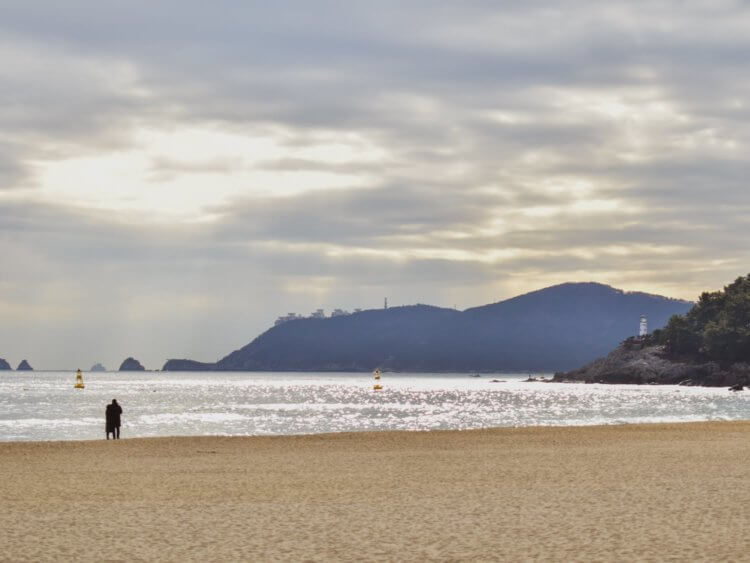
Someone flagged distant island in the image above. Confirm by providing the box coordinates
[162,359,217,371]
[556,274,750,387]
[163,282,692,373]
[119,357,146,371]
[16,360,33,371]
[0,358,10,370]
[90,363,106,372]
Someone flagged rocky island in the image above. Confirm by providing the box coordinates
[16,360,33,371]
[119,357,146,371]
[90,363,106,372]
[0,358,10,370]
[555,274,750,388]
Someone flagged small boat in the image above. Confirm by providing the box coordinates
[74,369,85,389]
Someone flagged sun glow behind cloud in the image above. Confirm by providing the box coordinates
[30,126,387,218]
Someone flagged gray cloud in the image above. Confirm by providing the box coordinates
[0,142,29,189]
[2,1,750,368]
[212,185,501,244]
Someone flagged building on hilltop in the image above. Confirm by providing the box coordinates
[331,308,349,317]
[275,307,358,325]
[275,313,303,326]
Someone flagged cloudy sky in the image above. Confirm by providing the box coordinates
[2,1,749,369]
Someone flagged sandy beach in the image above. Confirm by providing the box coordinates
[1,422,749,561]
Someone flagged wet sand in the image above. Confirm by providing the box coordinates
[1,422,749,561]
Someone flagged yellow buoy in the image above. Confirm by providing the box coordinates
[74,369,85,389]
[373,368,383,390]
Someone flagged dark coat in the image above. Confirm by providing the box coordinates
[105,402,123,430]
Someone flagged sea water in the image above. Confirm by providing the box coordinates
[1,371,749,441]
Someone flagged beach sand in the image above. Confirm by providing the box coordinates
[1,422,749,561]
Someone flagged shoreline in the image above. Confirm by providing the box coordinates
[1,416,750,445]
[3,421,750,560]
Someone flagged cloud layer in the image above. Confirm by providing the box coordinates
[2,2,749,368]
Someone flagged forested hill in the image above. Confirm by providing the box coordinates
[555,274,750,386]
[200,282,692,372]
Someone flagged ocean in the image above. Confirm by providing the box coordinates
[1,371,749,441]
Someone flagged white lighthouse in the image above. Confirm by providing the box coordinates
[639,315,648,337]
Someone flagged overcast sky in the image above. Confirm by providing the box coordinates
[2,1,749,369]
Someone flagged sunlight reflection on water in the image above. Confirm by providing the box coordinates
[0,371,749,441]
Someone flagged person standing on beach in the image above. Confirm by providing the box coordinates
[105,399,123,440]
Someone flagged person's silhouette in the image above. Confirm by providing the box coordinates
[105,399,123,439]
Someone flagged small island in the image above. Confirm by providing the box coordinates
[162,359,217,371]
[556,274,750,388]
[118,357,146,371]
[90,363,107,372]
[0,358,11,370]
[16,360,33,371]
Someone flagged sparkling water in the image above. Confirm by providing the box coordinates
[1,371,749,441]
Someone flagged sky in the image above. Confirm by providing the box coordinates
[2,1,749,370]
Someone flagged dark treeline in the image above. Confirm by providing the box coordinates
[646,274,750,365]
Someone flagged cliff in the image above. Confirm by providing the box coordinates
[16,360,33,371]
[119,357,145,371]
[213,282,692,372]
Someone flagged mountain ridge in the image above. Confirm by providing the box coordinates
[163,282,692,372]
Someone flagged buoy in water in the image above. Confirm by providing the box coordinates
[74,369,85,389]
[373,368,383,390]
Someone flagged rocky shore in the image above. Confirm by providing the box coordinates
[554,340,750,387]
